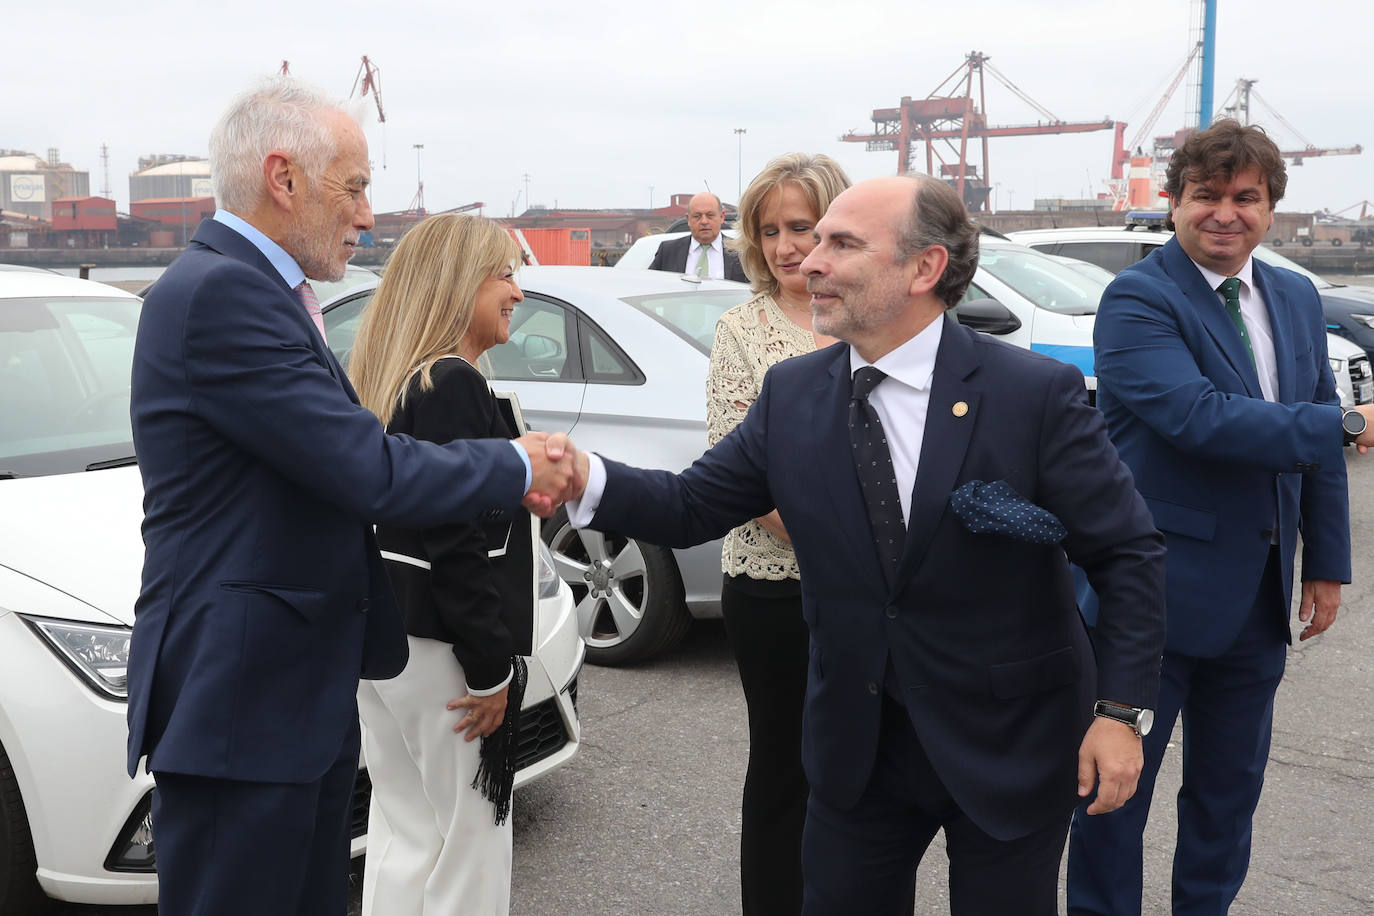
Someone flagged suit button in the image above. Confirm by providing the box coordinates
[885,605,898,619]
[867,682,879,695]
[1261,529,1273,540]
[356,598,370,614]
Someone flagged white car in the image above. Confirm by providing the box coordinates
[1007,222,1374,407]
[0,271,582,909]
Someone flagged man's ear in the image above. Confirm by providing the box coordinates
[262,151,297,211]
[908,245,950,298]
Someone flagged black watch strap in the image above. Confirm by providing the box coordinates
[1343,409,1367,445]
[1093,700,1153,737]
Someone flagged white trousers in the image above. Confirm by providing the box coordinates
[357,636,512,916]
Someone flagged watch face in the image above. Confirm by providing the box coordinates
[1137,708,1155,737]
[1345,410,1368,437]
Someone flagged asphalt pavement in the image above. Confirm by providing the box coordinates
[506,450,1374,915]
[65,452,1374,915]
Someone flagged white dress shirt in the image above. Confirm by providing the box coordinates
[685,236,726,279]
[849,316,944,525]
[567,317,946,529]
[1192,257,1278,403]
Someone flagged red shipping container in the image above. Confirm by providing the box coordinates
[508,227,591,266]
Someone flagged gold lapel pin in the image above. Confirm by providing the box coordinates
[952,401,969,418]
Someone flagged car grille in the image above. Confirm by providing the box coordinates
[1350,354,1373,404]
[350,678,577,840]
[514,688,573,772]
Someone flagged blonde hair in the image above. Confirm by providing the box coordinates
[728,153,851,297]
[349,213,520,426]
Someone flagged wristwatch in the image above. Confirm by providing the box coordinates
[1093,700,1154,737]
[1342,408,1368,446]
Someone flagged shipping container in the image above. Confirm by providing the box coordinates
[508,227,591,266]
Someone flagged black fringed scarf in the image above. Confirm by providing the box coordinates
[472,655,527,825]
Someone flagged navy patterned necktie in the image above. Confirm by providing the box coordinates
[849,366,906,587]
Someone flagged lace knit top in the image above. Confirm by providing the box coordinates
[706,292,820,580]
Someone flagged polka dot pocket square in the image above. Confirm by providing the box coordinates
[949,479,1066,545]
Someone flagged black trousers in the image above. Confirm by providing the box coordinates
[722,574,811,916]
[802,695,1069,916]
[151,720,360,916]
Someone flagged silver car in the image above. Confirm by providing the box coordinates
[323,266,754,665]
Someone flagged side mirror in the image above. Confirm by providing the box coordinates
[954,298,1022,335]
[521,333,562,359]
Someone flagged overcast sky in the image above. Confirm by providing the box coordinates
[11,0,1368,219]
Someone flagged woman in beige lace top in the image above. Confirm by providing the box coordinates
[706,152,850,915]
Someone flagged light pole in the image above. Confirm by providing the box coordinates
[649,186,654,210]
[734,128,747,202]
[410,143,426,219]
[178,160,188,247]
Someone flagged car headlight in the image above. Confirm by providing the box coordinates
[538,541,561,599]
[20,615,131,700]
[1331,356,1346,375]
[1349,314,1374,330]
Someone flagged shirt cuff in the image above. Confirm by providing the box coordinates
[508,440,532,492]
[466,666,513,697]
[565,453,607,527]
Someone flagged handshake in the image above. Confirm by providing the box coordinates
[514,432,592,518]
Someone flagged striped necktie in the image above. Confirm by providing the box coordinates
[297,280,326,342]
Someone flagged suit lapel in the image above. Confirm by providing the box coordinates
[1162,238,1262,398]
[898,316,979,587]
[1252,261,1297,403]
[193,218,347,388]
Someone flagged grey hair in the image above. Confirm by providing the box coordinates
[209,76,360,214]
[896,176,980,309]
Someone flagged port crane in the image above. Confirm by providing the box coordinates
[839,51,1115,211]
[1215,78,1362,165]
[350,55,388,168]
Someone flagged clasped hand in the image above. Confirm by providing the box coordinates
[515,432,587,518]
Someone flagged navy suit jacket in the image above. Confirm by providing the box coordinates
[647,234,748,282]
[591,317,1165,840]
[128,218,526,782]
[1087,237,1350,657]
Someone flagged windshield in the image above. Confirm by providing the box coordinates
[1,295,140,477]
[978,244,1107,316]
[620,289,752,353]
[1251,246,1333,289]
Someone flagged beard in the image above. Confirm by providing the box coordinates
[284,196,348,282]
[810,273,911,342]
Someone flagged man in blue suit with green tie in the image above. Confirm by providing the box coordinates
[1068,120,1374,914]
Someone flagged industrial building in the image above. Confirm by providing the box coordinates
[129,155,213,203]
[0,150,90,222]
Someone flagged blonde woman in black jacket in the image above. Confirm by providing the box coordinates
[350,213,528,916]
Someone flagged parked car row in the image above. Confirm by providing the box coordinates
[0,270,582,911]
[1009,219,1374,407]
[4,213,1368,907]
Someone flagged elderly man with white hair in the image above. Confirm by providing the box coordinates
[127,77,578,915]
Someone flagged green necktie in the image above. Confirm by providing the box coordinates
[1218,277,1255,368]
[696,243,710,278]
